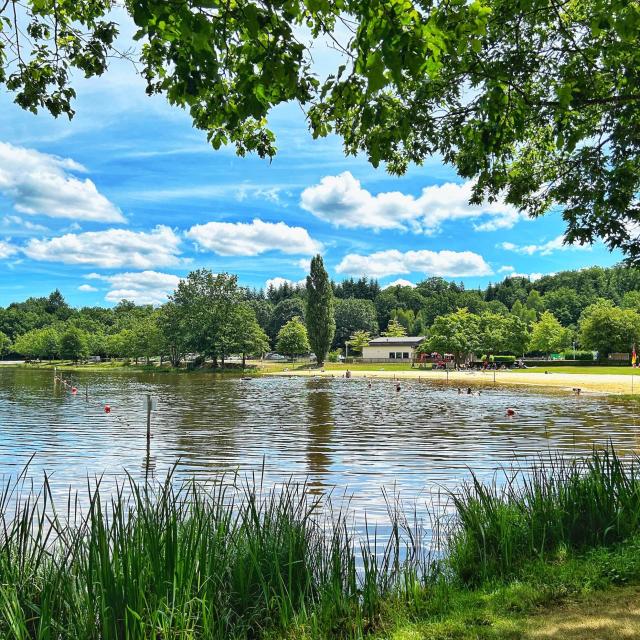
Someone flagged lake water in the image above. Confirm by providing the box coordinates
[1,367,639,523]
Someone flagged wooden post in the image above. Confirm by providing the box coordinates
[85,384,89,401]
[146,394,152,442]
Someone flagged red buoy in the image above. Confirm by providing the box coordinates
[71,387,78,395]
[506,407,515,416]
[104,404,111,414]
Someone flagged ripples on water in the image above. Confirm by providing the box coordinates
[1,367,639,524]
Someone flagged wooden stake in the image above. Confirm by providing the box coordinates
[146,394,152,442]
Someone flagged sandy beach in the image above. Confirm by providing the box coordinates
[270,368,640,395]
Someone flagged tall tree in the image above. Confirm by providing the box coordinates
[306,255,335,367]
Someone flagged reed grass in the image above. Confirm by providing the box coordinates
[2,447,640,638]
[0,468,428,639]
[448,446,640,584]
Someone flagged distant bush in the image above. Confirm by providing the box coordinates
[490,355,516,364]
[562,350,594,361]
[327,349,342,363]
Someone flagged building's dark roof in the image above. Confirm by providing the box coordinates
[366,336,425,346]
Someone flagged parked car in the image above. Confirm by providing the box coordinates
[264,353,287,361]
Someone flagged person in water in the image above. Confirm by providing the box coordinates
[345,369,352,379]
[467,387,472,394]
[396,383,401,392]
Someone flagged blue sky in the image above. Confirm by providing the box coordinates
[0,19,622,307]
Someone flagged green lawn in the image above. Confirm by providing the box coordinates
[511,365,638,375]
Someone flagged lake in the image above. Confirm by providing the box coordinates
[0,367,638,523]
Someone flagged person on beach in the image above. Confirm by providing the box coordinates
[345,369,352,379]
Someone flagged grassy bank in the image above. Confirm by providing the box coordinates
[3,449,640,638]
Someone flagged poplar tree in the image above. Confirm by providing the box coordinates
[305,255,335,367]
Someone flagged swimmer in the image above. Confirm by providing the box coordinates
[573,387,581,396]
[396,383,401,392]
[368,381,372,389]
[506,407,516,416]
[467,387,472,395]
[457,387,463,395]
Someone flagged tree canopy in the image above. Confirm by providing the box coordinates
[3,1,640,258]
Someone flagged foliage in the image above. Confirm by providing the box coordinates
[348,330,372,354]
[170,270,242,365]
[305,255,335,366]
[449,448,640,584]
[326,349,342,363]
[579,301,640,356]
[528,311,570,356]
[424,308,480,365]
[478,312,529,356]
[0,331,10,357]
[333,298,378,348]
[268,298,305,342]
[276,317,310,360]
[8,0,640,257]
[333,277,380,301]
[59,327,88,362]
[231,304,270,365]
[381,318,407,337]
[562,350,595,361]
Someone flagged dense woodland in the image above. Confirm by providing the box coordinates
[2,264,640,365]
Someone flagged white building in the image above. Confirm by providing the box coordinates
[360,336,426,362]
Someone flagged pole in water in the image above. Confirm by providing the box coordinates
[85,384,89,401]
[146,394,152,442]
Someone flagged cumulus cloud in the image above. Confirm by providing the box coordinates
[499,235,591,256]
[0,142,124,222]
[383,279,416,289]
[300,172,519,233]
[90,271,182,305]
[78,284,98,292]
[336,249,493,278]
[265,276,306,290]
[0,240,18,259]
[24,226,182,269]
[507,272,552,282]
[186,219,322,256]
[498,265,515,273]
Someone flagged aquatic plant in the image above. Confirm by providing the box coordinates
[448,446,640,583]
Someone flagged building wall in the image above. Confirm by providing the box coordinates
[361,345,415,360]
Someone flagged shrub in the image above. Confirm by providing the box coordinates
[562,350,595,361]
[489,355,516,364]
[327,348,342,362]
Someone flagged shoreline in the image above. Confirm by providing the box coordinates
[268,367,640,395]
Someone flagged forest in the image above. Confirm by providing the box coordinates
[2,264,640,365]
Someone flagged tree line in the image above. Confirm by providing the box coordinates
[2,263,640,365]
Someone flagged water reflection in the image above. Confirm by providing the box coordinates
[305,378,334,493]
[0,368,639,522]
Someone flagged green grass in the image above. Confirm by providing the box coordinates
[511,365,638,375]
[3,449,640,639]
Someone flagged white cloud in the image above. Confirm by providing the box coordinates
[300,172,520,233]
[0,240,18,259]
[507,272,552,282]
[265,276,306,290]
[186,219,322,256]
[296,257,311,272]
[78,284,98,292]
[336,249,493,278]
[0,142,124,222]
[92,271,182,305]
[383,279,416,289]
[2,215,48,232]
[498,265,515,273]
[24,226,182,268]
[499,235,591,256]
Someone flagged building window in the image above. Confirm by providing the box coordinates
[389,352,396,359]
[402,352,409,359]
[395,352,403,359]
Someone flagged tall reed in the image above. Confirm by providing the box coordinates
[448,446,640,584]
[0,468,427,639]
